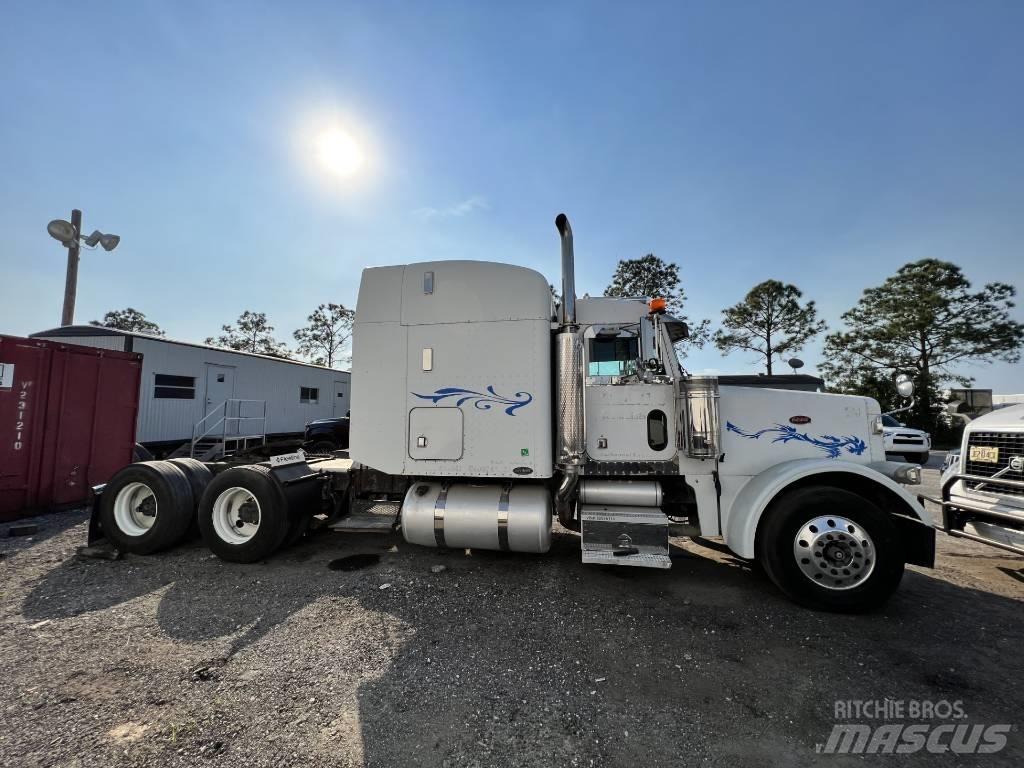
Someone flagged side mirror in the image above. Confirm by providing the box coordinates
[895,374,915,399]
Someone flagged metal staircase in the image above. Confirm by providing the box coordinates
[169,399,267,461]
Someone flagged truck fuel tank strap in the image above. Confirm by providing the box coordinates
[433,483,450,548]
[497,483,513,551]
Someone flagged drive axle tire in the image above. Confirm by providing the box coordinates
[167,458,213,512]
[168,458,214,539]
[99,461,195,554]
[198,465,291,563]
[756,486,905,613]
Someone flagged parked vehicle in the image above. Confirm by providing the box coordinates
[88,213,935,612]
[882,414,931,464]
[934,404,1024,556]
[303,416,350,453]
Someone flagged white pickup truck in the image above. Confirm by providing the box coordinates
[882,414,931,465]
[938,404,1024,555]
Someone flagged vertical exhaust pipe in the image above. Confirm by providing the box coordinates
[555,213,576,327]
[554,213,584,529]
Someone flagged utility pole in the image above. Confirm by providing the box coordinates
[48,209,119,326]
[61,209,82,326]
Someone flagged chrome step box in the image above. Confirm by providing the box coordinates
[580,505,671,569]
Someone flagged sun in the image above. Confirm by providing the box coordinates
[315,128,364,178]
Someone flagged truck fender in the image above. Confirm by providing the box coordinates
[724,458,930,560]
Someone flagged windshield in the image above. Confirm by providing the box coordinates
[881,414,901,427]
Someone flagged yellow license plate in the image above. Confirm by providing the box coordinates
[969,446,1000,463]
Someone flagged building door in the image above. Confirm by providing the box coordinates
[333,380,348,417]
[204,365,236,435]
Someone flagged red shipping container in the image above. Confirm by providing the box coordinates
[0,335,142,521]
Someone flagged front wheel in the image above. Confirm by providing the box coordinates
[756,486,905,613]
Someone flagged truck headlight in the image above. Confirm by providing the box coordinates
[871,415,884,435]
[893,464,921,485]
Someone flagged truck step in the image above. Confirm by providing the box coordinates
[580,505,672,570]
[580,550,672,569]
[329,500,400,533]
[329,514,397,532]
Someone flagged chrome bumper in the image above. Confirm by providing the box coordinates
[919,472,1024,557]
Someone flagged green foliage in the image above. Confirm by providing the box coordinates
[89,308,164,336]
[713,280,825,374]
[292,303,355,368]
[206,311,291,358]
[822,259,1023,431]
[604,253,711,348]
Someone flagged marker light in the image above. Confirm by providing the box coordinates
[649,297,667,314]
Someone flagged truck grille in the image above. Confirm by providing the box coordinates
[965,431,1024,497]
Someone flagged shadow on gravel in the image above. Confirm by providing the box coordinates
[17,523,1024,766]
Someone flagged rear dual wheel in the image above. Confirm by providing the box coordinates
[198,465,320,563]
[757,486,905,613]
[99,461,195,554]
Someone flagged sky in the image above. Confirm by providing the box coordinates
[1,1,1022,390]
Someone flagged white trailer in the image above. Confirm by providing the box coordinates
[31,326,350,454]
[87,214,936,613]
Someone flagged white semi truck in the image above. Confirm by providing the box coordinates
[936,404,1024,556]
[89,214,935,612]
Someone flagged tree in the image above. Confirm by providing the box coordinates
[90,308,164,336]
[604,254,711,348]
[292,303,355,367]
[206,311,291,358]
[821,259,1023,430]
[713,280,826,375]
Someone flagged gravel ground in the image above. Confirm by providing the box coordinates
[1,459,1022,767]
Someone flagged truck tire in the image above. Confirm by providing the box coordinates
[168,457,214,539]
[756,486,905,613]
[198,465,292,563]
[99,461,195,554]
[166,458,213,511]
[905,452,929,465]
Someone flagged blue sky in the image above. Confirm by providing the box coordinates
[2,1,1022,390]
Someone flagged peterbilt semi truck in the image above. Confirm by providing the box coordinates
[90,214,935,612]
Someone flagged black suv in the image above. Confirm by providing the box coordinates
[303,416,350,453]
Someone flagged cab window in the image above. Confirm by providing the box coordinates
[588,337,639,376]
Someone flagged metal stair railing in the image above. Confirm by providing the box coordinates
[190,399,268,458]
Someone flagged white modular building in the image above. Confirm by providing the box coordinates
[31,326,350,451]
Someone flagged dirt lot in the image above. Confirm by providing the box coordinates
[2,459,1022,767]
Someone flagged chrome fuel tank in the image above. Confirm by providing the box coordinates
[401,482,552,553]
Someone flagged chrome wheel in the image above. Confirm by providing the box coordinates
[211,487,262,545]
[112,482,157,537]
[793,515,875,590]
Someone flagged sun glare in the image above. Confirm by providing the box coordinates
[315,128,364,178]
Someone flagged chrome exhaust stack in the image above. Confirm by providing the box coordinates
[556,213,576,327]
[554,213,585,528]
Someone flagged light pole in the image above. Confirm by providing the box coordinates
[47,209,120,326]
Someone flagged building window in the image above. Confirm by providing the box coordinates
[300,386,319,404]
[154,374,195,400]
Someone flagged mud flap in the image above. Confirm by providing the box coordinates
[892,513,935,568]
[86,484,106,546]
